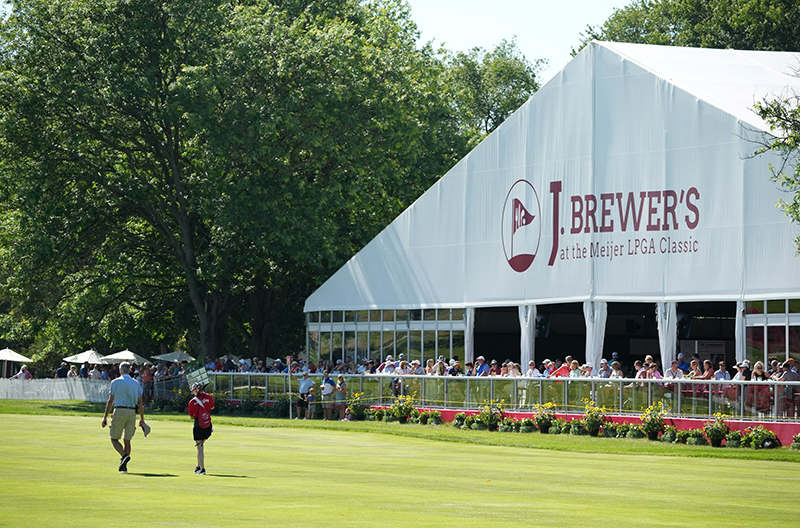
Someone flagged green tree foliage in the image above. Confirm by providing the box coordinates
[578,0,800,52]
[446,38,545,148]
[0,0,468,363]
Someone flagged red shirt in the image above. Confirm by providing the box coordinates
[188,392,215,419]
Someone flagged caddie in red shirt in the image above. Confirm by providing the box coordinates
[188,382,215,475]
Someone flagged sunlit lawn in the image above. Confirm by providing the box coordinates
[1,401,798,527]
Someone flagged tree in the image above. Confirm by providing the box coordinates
[445,38,545,148]
[0,0,466,362]
[577,0,800,52]
[754,91,800,252]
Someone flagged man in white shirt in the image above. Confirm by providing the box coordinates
[525,360,540,377]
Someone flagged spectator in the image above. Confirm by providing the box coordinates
[54,362,69,379]
[334,374,348,420]
[751,361,769,381]
[140,363,153,404]
[676,352,689,373]
[568,360,581,378]
[79,361,90,378]
[378,355,394,373]
[450,361,464,376]
[100,365,109,380]
[664,360,684,380]
[687,359,702,378]
[204,356,215,370]
[551,356,572,377]
[525,360,540,377]
[412,360,425,375]
[499,363,508,377]
[224,355,236,372]
[714,361,731,391]
[463,361,475,376]
[541,359,555,377]
[648,362,662,379]
[67,364,79,378]
[509,362,522,377]
[609,361,624,379]
[598,359,611,378]
[89,364,102,380]
[319,370,336,420]
[11,365,31,380]
[306,387,317,419]
[474,356,490,376]
[292,371,315,420]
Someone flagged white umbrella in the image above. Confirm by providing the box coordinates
[1,348,32,378]
[63,349,105,364]
[151,350,195,363]
[101,349,150,364]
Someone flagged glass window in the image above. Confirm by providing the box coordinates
[767,300,786,314]
[452,331,465,360]
[320,332,331,363]
[370,310,382,322]
[409,309,422,321]
[383,310,395,322]
[344,331,355,362]
[437,330,451,359]
[423,330,436,363]
[309,312,320,323]
[423,309,436,321]
[331,331,343,363]
[395,329,409,356]
[767,326,787,361]
[369,330,383,361]
[745,301,764,315]
[332,311,343,323]
[321,311,332,323]
[452,309,465,321]
[790,326,800,365]
[356,330,369,362]
[437,308,451,321]
[308,331,320,366]
[396,310,408,322]
[345,311,355,323]
[746,326,764,367]
[382,331,396,359]
[408,330,422,365]
[357,310,368,323]
[790,300,800,314]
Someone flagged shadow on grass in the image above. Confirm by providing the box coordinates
[207,474,252,478]
[43,401,105,414]
[131,473,179,477]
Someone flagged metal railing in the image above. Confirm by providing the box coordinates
[203,372,800,421]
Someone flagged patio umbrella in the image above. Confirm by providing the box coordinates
[151,350,195,363]
[100,349,150,365]
[63,349,106,364]
[0,348,33,378]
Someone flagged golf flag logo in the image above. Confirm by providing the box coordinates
[502,180,541,272]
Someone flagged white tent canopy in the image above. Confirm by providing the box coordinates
[304,42,800,365]
[152,351,195,363]
[63,349,105,364]
[101,350,150,365]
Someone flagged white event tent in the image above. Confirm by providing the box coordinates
[304,42,800,372]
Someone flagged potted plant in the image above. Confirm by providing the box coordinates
[427,410,443,425]
[475,399,504,431]
[534,402,556,434]
[703,413,730,447]
[615,423,630,438]
[790,433,800,451]
[452,412,466,429]
[660,425,677,443]
[463,414,476,430]
[745,425,781,449]
[581,399,607,437]
[601,422,618,438]
[346,391,366,421]
[639,401,667,440]
[498,417,516,432]
[518,418,536,433]
[569,419,588,436]
[626,424,645,439]
[725,430,743,448]
[686,429,708,445]
[389,393,415,423]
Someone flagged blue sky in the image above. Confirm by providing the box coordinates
[405,0,630,84]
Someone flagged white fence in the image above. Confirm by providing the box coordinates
[0,378,110,403]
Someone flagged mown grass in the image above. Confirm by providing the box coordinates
[2,399,798,463]
[1,400,799,527]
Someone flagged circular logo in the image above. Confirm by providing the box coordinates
[501,180,542,272]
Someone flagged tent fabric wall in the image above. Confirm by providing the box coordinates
[518,305,536,368]
[735,300,746,363]
[304,42,800,364]
[465,308,476,363]
[656,301,678,371]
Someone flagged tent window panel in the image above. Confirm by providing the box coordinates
[452,331,465,360]
[308,332,320,366]
[423,331,436,363]
[437,309,451,321]
[746,301,764,315]
[746,326,764,366]
[331,331,343,363]
[332,311,343,323]
[383,310,395,322]
[396,310,408,322]
[369,331,382,361]
[322,311,332,323]
[790,326,800,365]
[344,331,355,362]
[790,300,800,314]
[768,326,786,361]
[356,330,369,362]
[409,310,422,321]
[370,310,382,322]
[309,312,320,323]
[409,331,422,365]
[345,311,356,323]
[382,331,397,359]
[423,310,436,321]
[395,329,409,357]
[320,332,331,363]
[452,309,465,321]
[438,330,451,359]
[767,300,786,314]
[357,311,368,323]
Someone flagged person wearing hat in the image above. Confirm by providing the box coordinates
[54,362,69,379]
[474,356,489,376]
[292,370,316,419]
[525,360,541,378]
[101,361,144,473]
[598,359,611,378]
[188,382,214,475]
[676,352,689,373]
